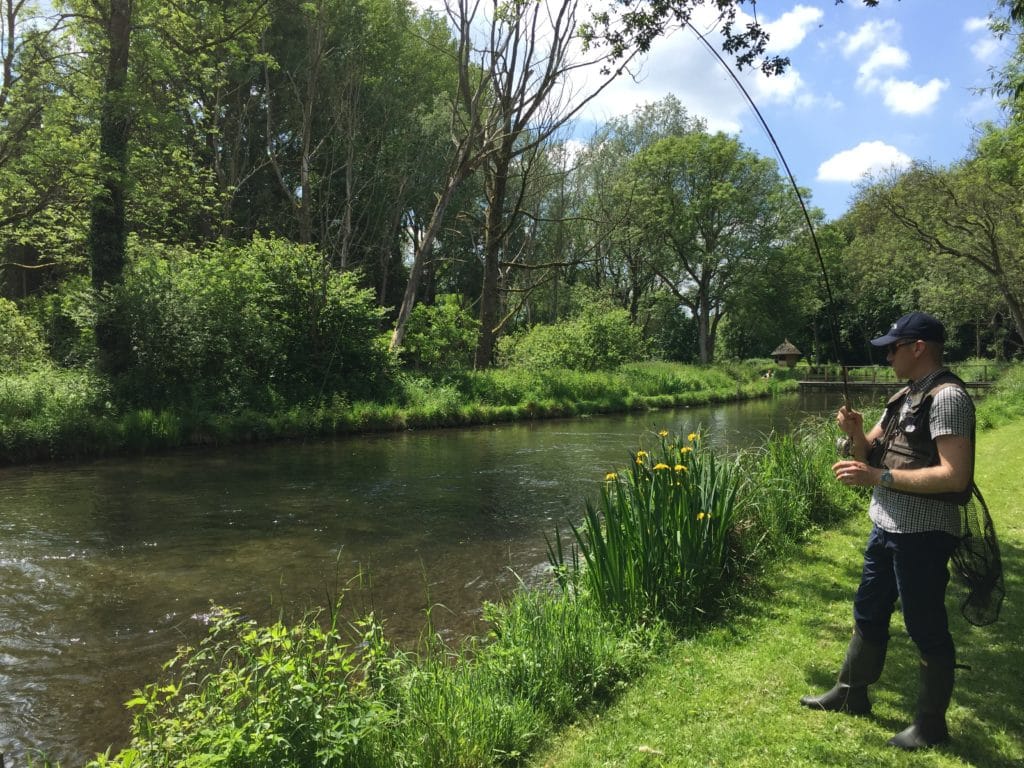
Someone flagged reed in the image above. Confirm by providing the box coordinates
[553,431,741,629]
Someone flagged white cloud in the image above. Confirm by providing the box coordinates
[963,17,990,33]
[764,5,824,53]
[817,141,911,182]
[857,44,909,89]
[882,77,948,115]
[841,20,899,57]
[971,37,1002,63]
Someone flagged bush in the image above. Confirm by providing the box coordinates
[114,236,391,411]
[0,297,47,371]
[400,294,479,379]
[498,305,646,372]
[22,276,97,367]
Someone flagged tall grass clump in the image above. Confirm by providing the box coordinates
[0,365,112,461]
[976,361,1024,429]
[734,420,864,568]
[553,431,741,629]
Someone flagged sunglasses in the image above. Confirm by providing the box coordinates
[886,339,917,354]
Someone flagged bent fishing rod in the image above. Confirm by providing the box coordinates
[687,22,850,406]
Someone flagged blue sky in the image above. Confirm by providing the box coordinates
[574,0,1009,220]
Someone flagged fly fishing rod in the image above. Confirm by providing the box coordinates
[687,22,850,406]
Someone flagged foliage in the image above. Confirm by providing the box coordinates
[0,297,47,371]
[399,294,479,378]
[86,590,660,768]
[22,275,97,367]
[498,303,647,372]
[0,365,111,463]
[114,236,390,410]
[552,431,741,629]
[976,362,1024,428]
[625,130,805,363]
[96,607,393,768]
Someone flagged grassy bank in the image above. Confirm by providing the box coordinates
[0,360,793,465]
[533,403,1024,765]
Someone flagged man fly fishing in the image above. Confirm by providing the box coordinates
[799,311,975,750]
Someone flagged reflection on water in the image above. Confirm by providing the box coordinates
[0,391,861,764]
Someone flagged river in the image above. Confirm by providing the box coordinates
[0,390,857,765]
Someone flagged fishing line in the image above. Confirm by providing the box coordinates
[686,22,850,404]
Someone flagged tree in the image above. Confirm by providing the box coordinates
[1,1,95,294]
[626,131,801,363]
[86,0,132,376]
[858,136,1024,354]
[576,96,703,325]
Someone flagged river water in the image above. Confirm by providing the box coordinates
[0,391,856,765]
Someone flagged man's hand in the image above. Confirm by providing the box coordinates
[837,405,864,437]
[832,459,881,488]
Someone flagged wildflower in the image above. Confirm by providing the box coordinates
[680,446,693,455]
[688,432,699,443]
[653,463,670,471]
[635,450,648,464]
[605,472,618,481]
[674,464,686,472]
[697,512,706,521]
[658,430,669,438]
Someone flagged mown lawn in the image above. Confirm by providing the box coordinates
[531,420,1024,768]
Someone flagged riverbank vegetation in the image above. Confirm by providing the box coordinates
[65,364,1022,768]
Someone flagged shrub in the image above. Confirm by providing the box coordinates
[0,297,47,371]
[114,236,390,411]
[22,276,97,367]
[400,294,479,378]
[499,305,646,372]
[100,607,392,768]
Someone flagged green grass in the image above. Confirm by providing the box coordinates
[0,361,794,465]
[529,420,1024,768]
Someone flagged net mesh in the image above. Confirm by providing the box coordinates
[951,484,1005,627]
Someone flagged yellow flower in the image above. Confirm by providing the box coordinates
[605,472,618,481]
[680,446,693,455]
[636,450,648,459]
[674,464,686,472]
[688,432,698,443]
[653,463,670,470]
[658,430,669,438]
[697,512,706,521]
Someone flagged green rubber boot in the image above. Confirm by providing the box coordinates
[889,655,955,750]
[800,628,887,716]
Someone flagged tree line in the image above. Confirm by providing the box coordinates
[1,0,1020,414]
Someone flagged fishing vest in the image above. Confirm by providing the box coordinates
[874,370,974,505]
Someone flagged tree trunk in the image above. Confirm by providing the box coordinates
[475,159,508,369]
[390,163,470,351]
[697,294,711,364]
[89,0,132,377]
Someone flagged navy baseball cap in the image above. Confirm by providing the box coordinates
[870,311,945,346]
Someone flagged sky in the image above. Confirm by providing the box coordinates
[570,0,1010,220]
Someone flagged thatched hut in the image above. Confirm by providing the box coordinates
[770,339,802,368]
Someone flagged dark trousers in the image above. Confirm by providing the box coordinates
[853,524,957,659]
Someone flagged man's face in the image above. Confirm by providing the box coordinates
[886,338,918,378]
